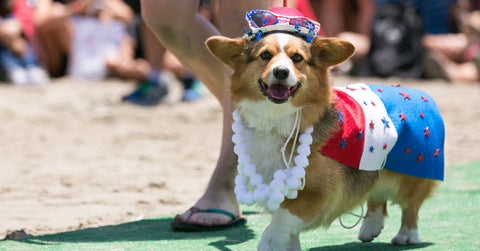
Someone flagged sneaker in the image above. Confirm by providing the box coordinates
[122,81,168,106]
[8,68,28,86]
[181,78,203,101]
[27,66,50,86]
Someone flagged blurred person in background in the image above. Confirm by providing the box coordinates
[33,0,134,80]
[33,0,204,105]
[0,0,49,85]
[308,0,460,80]
[422,0,480,83]
[118,0,206,105]
[310,0,374,64]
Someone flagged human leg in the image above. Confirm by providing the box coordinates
[161,51,202,101]
[439,58,479,83]
[141,0,268,228]
[0,46,28,85]
[35,16,72,78]
[21,43,50,85]
[109,19,170,106]
[140,20,166,71]
[310,0,344,36]
[182,0,271,225]
[120,12,200,105]
[179,0,271,228]
[424,47,480,83]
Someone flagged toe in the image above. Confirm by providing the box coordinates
[172,208,195,223]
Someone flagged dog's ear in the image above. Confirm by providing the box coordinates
[310,38,355,67]
[206,36,246,68]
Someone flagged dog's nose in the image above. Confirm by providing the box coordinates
[273,66,289,80]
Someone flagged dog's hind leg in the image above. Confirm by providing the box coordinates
[392,186,430,245]
[258,208,305,251]
[391,204,421,245]
[358,200,387,242]
[391,177,438,245]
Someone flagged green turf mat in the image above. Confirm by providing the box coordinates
[2,161,479,250]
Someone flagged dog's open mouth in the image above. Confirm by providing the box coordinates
[259,80,300,104]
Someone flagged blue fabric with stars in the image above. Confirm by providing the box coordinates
[369,84,445,181]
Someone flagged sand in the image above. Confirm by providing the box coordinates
[1,75,479,238]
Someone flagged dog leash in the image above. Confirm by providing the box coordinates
[280,110,301,169]
[339,204,364,229]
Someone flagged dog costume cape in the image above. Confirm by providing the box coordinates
[321,83,445,181]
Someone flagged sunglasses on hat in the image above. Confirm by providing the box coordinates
[246,10,321,37]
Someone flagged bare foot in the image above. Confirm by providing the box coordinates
[172,186,241,227]
[426,50,479,83]
[106,57,151,80]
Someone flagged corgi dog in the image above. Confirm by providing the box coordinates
[206,7,444,251]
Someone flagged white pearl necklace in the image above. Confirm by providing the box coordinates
[231,109,314,211]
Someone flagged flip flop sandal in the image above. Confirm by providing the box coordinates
[171,207,246,231]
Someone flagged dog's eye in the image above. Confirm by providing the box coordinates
[291,53,303,63]
[260,51,272,61]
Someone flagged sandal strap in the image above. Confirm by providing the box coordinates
[190,207,235,220]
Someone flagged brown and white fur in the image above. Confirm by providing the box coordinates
[206,33,439,250]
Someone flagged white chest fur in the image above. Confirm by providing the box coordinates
[237,100,300,136]
[244,124,288,181]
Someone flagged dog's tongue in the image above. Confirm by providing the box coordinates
[268,84,290,99]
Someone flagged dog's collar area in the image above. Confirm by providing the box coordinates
[258,79,301,104]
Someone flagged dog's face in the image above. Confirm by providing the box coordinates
[206,33,354,110]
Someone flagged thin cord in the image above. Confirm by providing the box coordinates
[281,110,300,169]
[339,204,364,229]
[287,110,301,166]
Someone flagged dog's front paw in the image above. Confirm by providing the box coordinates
[258,238,283,251]
[358,220,384,242]
[258,235,300,251]
[358,208,384,242]
[258,224,301,251]
[391,227,419,245]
